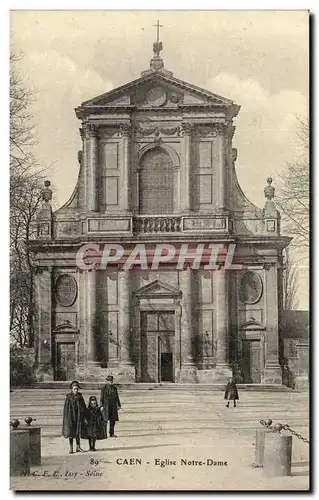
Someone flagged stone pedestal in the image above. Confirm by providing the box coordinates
[10,430,30,477]
[263,362,283,384]
[105,364,135,383]
[294,375,309,392]
[19,426,41,466]
[263,432,292,477]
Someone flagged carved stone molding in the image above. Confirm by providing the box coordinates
[239,271,263,305]
[79,127,85,140]
[194,125,218,138]
[181,122,195,136]
[215,123,226,136]
[85,123,99,139]
[55,274,78,307]
[134,125,181,137]
[119,123,132,137]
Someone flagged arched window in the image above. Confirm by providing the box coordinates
[139,147,174,214]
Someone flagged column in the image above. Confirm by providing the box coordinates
[216,124,227,211]
[181,123,193,212]
[86,123,99,212]
[118,269,135,381]
[77,269,86,370]
[214,268,233,381]
[179,266,197,382]
[263,264,282,383]
[86,268,98,365]
[121,124,131,212]
[36,267,53,380]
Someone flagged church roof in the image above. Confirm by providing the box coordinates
[75,26,240,119]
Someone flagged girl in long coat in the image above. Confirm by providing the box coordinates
[224,378,239,408]
[86,396,107,451]
[62,381,88,453]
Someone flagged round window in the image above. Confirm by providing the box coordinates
[147,87,167,107]
[55,274,77,307]
[239,271,263,304]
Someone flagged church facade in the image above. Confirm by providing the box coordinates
[31,37,291,384]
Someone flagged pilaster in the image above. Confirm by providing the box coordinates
[179,266,198,382]
[86,123,99,212]
[181,123,194,213]
[35,267,54,381]
[117,268,135,382]
[263,263,282,384]
[214,267,232,382]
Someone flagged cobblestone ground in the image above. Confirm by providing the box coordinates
[10,388,309,491]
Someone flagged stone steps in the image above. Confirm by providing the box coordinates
[12,382,293,391]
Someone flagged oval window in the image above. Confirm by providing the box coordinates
[55,274,77,307]
[239,271,263,304]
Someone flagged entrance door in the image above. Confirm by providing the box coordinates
[160,353,174,382]
[140,311,175,382]
[56,342,76,381]
[242,340,261,383]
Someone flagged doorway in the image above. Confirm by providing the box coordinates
[140,311,175,382]
[160,352,174,382]
[56,342,76,381]
[241,340,261,383]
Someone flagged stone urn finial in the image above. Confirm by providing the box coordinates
[264,177,275,200]
[42,180,52,203]
[10,419,20,430]
[24,416,36,426]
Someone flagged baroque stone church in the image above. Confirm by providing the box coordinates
[31,30,291,384]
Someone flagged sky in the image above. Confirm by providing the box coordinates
[10,10,309,308]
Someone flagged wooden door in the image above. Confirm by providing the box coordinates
[56,343,76,381]
[242,340,261,383]
[140,311,175,382]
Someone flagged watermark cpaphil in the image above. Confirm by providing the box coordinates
[75,243,244,271]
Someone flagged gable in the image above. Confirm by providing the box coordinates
[134,279,181,298]
[75,72,238,117]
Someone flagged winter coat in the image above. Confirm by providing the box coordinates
[224,381,239,400]
[86,406,107,439]
[62,392,88,438]
[100,384,121,422]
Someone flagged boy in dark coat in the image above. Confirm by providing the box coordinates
[100,375,121,437]
[224,378,239,408]
[86,396,107,451]
[62,381,88,453]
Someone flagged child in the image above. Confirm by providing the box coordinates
[224,377,239,408]
[62,380,88,454]
[86,396,107,451]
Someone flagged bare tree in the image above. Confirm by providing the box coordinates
[278,118,309,250]
[10,48,43,347]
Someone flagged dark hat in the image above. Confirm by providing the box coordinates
[89,396,97,401]
[106,375,114,381]
[70,380,81,389]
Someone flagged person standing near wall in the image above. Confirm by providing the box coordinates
[100,375,122,437]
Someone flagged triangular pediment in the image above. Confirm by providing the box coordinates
[134,279,181,298]
[75,71,239,117]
